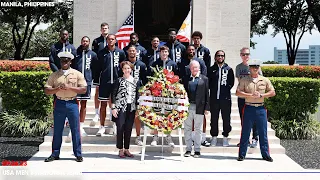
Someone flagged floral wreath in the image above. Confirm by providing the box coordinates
[137,66,190,134]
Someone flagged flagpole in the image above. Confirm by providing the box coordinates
[132,0,135,32]
[190,0,193,45]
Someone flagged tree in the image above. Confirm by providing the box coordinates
[0,23,14,59]
[0,0,72,60]
[250,0,269,48]
[263,60,279,64]
[264,0,314,65]
[306,0,320,32]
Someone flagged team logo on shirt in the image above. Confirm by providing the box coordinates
[136,50,141,60]
[85,54,91,70]
[197,51,204,60]
[134,65,140,82]
[114,52,119,67]
[221,69,228,86]
[175,48,181,63]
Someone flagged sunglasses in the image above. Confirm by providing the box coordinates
[60,58,71,63]
[216,55,225,57]
[241,53,250,56]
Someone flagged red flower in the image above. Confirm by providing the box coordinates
[163,69,169,75]
[152,89,161,96]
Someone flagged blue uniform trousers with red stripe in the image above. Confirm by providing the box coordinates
[51,99,82,157]
[238,105,270,158]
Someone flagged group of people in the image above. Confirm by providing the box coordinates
[44,22,276,162]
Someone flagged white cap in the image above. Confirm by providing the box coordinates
[248,59,261,66]
[57,51,74,59]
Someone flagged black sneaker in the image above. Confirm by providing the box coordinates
[263,156,273,162]
[184,151,191,157]
[194,152,201,158]
[44,156,60,162]
[237,156,245,161]
[76,156,83,162]
[201,140,210,147]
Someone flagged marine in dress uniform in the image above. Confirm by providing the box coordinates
[236,59,276,162]
[44,51,87,162]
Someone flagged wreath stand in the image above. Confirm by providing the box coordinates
[140,125,184,162]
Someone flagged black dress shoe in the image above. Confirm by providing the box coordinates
[76,156,83,162]
[44,156,60,162]
[237,156,245,161]
[263,156,273,162]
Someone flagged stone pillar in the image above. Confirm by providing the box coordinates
[193,0,251,69]
[73,0,131,48]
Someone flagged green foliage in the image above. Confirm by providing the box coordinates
[0,0,73,59]
[261,66,320,78]
[0,111,53,137]
[0,23,15,59]
[265,77,320,121]
[0,71,52,119]
[271,117,320,140]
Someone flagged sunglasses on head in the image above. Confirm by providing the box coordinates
[216,54,225,57]
[241,53,250,56]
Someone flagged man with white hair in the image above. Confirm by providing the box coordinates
[182,60,210,158]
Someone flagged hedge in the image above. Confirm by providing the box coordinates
[261,66,320,79]
[0,71,52,119]
[265,77,320,121]
[0,60,50,72]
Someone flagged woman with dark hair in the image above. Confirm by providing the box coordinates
[111,61,141,158]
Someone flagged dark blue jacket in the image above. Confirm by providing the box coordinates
[49,41,76,72]
[92,35,106,55]
[164,41,186,63]
[208,63,235,101]
[144,47,160,67]
[151,58,178,76]
[119,59,148,86]
[73,46,98,85]
[178,57,207,79]
[94,47,126,85]
[123,43,147,62]
[193,44,211,69]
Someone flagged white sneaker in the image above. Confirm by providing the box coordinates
[80,128,87,137]
[96,126,105,136]
[135,136,143,146]
[93,114,99,122]
[223,137,229,147]
[251,139,258,148]
[151,135,158,146]
[210,136,217,146]
[166,135,175,147]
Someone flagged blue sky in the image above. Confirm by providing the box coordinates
[250,26,320,62]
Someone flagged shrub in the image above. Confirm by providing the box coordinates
[271,117,320,140]
[0,60,50,72]
[0,71,52,119]
[0,111,53,137]
[265,77,320,121]
[261,66,320,79]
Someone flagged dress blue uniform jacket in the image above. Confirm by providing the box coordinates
[208,63,235,100]
[123,43,147,62]
[151,58,178,76]
[72,46,98,85]
[94,47,126,85]
[192,44,211,69]
[164,41,186,63]
[49,41,76,72]
[178,57,207,79]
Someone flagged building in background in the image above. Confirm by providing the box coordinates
[274,45,320,65]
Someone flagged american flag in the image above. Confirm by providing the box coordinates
[115,11,134,49]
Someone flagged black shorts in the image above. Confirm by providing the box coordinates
[77,85,91,100]
[98,83,114,101]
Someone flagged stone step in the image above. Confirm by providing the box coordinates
[38,142,286,154]
[44,133,280,145]
[50,125,276,137]
[82,119,272,128]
